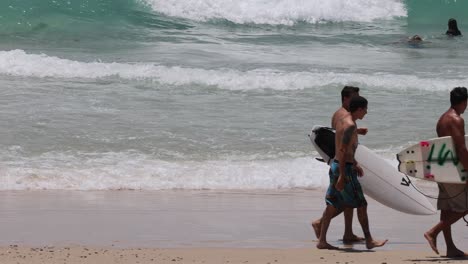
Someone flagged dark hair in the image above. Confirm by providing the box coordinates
[450,87,468,106]
[410,35,422,41]
[349,96,368,113]
[448,18,459,30]
[447,18,462,36]
[341,86,360,103]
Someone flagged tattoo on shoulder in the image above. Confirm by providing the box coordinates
[342,125,356,145]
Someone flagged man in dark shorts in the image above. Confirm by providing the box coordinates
[327,159,367,210]
[424,87,468,258]
[312,86,367,243]
[316,96,387,250]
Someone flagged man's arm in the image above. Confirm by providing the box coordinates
[357,127,368,135]
[355,127,366,174]
[450,118,468,187]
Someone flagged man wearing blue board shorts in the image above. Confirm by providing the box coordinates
[315,95,387,250]
[326,160,367,210]
[312,86,367,243]
[424,87,468,258]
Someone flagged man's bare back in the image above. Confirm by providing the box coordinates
[331,107,348,129]
[436,109,465,137]
[436,107,468,179]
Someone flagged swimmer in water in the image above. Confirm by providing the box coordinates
[408,35,422,43]
[446,18,462,36]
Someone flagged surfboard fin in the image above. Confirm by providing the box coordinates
[315,158,326,163]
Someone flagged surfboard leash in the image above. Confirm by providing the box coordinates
[403,175,468,226]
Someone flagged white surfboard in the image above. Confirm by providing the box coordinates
[310,125,436,215]
[397,136,467,184]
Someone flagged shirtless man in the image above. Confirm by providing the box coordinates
[316,95,387,250]
[424,87,468,258]
[312,86,367,243]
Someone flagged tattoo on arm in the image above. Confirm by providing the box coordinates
[342,125,356,145]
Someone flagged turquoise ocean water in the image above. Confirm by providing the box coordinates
[0,0,467,190]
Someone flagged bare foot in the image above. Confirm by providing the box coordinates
[342,234,365,243]
[446,248,468,258]
[317,242,339,250]
[366,239,388,249]
[311,221,321,239]
[424,232,439,255]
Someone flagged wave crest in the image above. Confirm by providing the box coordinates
[0,50,466,92]
[142,0,406,25]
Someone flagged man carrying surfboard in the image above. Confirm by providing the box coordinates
[316,95,387,250]
[312,86,367,243]
[424,87,468,258]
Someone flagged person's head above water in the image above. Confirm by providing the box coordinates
[446,18,462,36]
[448,18,459,31]
[408,35,423,43]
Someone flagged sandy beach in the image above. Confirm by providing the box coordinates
[0,189,466,263]
[2,0,468,263]
[0,246,467,264]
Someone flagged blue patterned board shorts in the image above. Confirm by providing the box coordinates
[326,160,367,210]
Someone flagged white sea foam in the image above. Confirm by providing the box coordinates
[0,50,468,91]
[0,151,329,190]
[0,147,425,191]
[140,0,406,25]
[0,50,465,92]
[0,142,432,191]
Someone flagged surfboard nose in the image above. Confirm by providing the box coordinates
[400,200,437,215]
[387,194,436,215]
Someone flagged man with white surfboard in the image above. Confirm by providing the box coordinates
[316,95,387,250]
[424,87,468,258]
[312,86,367,243]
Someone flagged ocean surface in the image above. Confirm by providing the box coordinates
[0,0,467,190]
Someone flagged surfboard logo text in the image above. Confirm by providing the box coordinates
[427,143,459,166]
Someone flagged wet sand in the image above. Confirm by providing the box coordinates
[0,189,466,263]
